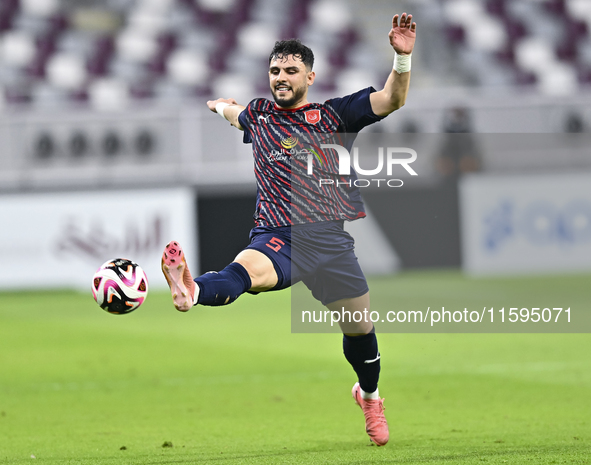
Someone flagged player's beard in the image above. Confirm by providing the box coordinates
[272,83,307,108]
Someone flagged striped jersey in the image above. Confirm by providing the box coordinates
[238,87,384,227]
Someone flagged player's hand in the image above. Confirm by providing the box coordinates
[389,13,416,55]
[206,97,238,113]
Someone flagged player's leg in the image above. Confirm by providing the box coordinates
[233,249,279,292]
[192,248,276,306]
[162,241,278,311]
[294,222,387,442]
[327,292,381,399]
[326,292,388,446]
[162,226,293,311]
[326,292,372,336]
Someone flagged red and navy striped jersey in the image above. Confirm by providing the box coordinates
[238,87,384,227]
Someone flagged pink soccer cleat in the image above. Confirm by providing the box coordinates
[352,382,389,446]
[161,241,198,311]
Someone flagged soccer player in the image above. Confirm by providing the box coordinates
[162,13,416,446]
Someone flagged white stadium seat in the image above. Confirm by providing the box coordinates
[515,37,555,73]
[88,78,130,111]
[197,0,236,13]
[465,16,507,52]
[211,72,254,103]
[0,31,36,68]
[538,63,578,96]
[309,0,352,34]
[20,0,59,18]
[46,53,87,90]
[167,49,208,86]
[237,23,280,59]
[116,28,158,63]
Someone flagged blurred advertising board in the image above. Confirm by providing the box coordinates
[460,173,591,275]
[0,188,197,290]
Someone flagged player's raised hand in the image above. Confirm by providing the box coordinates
[206,97,238,113]
[389,13,416,55]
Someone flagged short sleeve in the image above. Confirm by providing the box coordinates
[325,87,385,133]
[238,101,256,144]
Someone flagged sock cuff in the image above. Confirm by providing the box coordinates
[360,386,380,400]
[343,325,376,342]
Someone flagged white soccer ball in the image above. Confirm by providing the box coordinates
[92,258,148,314]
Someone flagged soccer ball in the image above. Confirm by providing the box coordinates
[92,258,148,314]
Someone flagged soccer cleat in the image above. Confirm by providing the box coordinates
[161,241,198,311]
[352,382,389,446]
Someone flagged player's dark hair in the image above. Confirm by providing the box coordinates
[269,39,314,70]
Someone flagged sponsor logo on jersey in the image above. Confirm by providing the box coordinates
[304,109,321,124]
[280,136,299,149]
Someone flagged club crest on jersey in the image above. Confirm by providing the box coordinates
[304,109,321,124]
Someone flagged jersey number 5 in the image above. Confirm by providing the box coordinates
[266,237,285,252]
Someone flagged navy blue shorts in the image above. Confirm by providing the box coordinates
[245,220,368,305]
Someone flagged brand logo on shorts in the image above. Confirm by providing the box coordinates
[304,110,321,124]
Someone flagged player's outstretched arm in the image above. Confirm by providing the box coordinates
[370,13,417,117]
[206,98,246,130]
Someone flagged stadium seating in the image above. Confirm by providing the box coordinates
[1,0,591,108]
[443,0,589,95]
[0,0,359,108]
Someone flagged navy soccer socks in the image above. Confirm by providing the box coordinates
[343,328,380,395]
[194,262,252,306]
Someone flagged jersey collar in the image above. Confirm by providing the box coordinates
[273,102,313,112]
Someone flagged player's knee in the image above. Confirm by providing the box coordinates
[234,251,278,291]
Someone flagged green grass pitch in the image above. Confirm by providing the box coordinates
[0,271,590,464]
